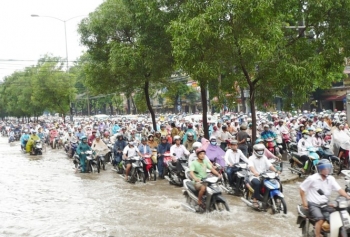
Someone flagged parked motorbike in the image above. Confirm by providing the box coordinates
[182,176,230,213]
[296,189,350,237]
[316,144,341,174]
[241,171,287,214]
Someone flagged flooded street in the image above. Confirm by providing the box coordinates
[0,137,346,237]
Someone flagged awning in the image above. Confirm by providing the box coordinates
[323,94,346,101]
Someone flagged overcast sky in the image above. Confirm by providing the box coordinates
[0,0,104,80]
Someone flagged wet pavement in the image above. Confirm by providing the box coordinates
[0,137,347,237]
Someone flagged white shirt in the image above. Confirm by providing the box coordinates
[224,149,249,165]
[298,137,312,156]
[123,145,140,157]
[300,173,341,204]
[248,155,272,174]
[188,153,210,167]
[170,144,190,160]
[275,125,288,135]
[312,136,324,148]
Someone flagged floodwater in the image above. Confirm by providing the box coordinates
[0,137,345,237]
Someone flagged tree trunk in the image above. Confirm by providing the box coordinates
[241,87,246,113]
[131,97,137,114]
[144,81,157,131]
[249,86,257,142]
[109,103,114,115]
[127,97,131,114]
[200,79,209,139]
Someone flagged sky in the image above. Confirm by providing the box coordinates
[0,0,104,80]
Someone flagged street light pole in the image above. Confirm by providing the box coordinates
[31,14,86,122]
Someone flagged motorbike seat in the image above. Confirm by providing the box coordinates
[168,162,177,170]
[186,181,199,195]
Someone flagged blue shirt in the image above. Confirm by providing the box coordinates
[260,130,276,140]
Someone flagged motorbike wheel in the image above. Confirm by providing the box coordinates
[332,160,341,175]
[214,201,230,212]
[89,162,94,173]
[151,168,157,181]
[273,196,287,214]
[301,219,313,237]
[97,161,100,173]
[138,171,146,183]
[102,160,106,171]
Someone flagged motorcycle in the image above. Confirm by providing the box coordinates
[14,131,21,141]
[182,176,230,213]
[85,150,96,173]
[66,141,78,158]
[31,139,43,155]
[162,151,172,177]
[241,171,287,214]
[142,153,157,181]
[220,162,249,196]
[265,138,281,157]
[296,189,350,237]
[288,147,320,177]
[164,154,188,186]
[316,144,341,174]
[107,143,114,164]
[122,156,145,183]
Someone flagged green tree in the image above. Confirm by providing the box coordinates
[168,0,350,141]
[78,0,175,130]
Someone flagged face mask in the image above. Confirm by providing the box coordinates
[210,141,217,146]
[303,135,309,139]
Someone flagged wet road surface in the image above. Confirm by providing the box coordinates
[0,137,346,237]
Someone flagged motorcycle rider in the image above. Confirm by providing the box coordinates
[236,124,249,156]
[74,127,85,140]
[26,130,40,154]
[190,148,222,206]
[183,124,197,143]
[224,140,249,191]
[157,135,171,178]
[122,141,142,181]
[248,144,279,208]
[113,133,127,168]
[297,130,312,170]
[170,135,190,174]
[8,128,15,143]
[138,137,152,155]
[220,125,234,151]
[91,134,109,156]
[147,134,158,149]
[312,128,325,149]
[88,130,97,147]
[183,132,195,152]
[20,129,30,150]
[300,159,350,237]
[188,142,209,167]
[111,121,120,135]
[76,136,92,173]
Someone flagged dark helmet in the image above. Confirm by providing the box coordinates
[317,159,332,176]
[141,137,147,142]
[187,123,193,129]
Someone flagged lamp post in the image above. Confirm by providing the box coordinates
[31,14,86,122]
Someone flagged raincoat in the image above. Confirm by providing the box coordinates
[76,142,92,172]
[26,134,40,153]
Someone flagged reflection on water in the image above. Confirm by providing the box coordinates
[2,137,338,237]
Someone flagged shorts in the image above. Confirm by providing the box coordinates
[194,182,207,190]
[308,202,334,221]
[124,160,132,166]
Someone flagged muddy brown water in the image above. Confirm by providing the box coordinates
[0,137,347,237]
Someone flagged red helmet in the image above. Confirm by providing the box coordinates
[188,123,193,129]
[104,131,110,137]
[195,147,206,156]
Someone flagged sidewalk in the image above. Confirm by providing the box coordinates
[280,161,299,184]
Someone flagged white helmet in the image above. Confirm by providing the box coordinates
[192,142,202,152]
[253,144,265,158]
[174,135,181,141]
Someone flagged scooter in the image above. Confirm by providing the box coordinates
[182,176,230,213]
[121,156,145,183]
[164,154,188,186]
[316,144,341,174]
[288,147,320,177]
[142,153,157,181]
[241,171,287,214]
[221,162,249,196]
[296,189,350,237]
[31,139,42,155]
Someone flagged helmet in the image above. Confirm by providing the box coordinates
[80,135,87,141]
[160,135,167,141]
[31,129,36,133]
[263,124,269,128]
[302,130,309,135]
[222,125,227,129]
[148,134,154,139]
[253,144,265,158]
[188,124,193,129]
[255,138,263,144]
[315,128,322,133]
[95,134,100,138]
[24,129,28,133]
[160,124,166,128]
[240,125,247,130]
[195,147,206,156]
[174,135,181,141]
[307,127,315,131]
[187,132,194,137]
[230,140,238,145]
[141,137,147,142]
[209,136,216,141]
[104,131,110,137]
[192,142,202,151]
[129,141,135,146]
[155,131,161,135]
[317,159,332,176]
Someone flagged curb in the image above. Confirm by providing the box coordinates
[280,174,300,184]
